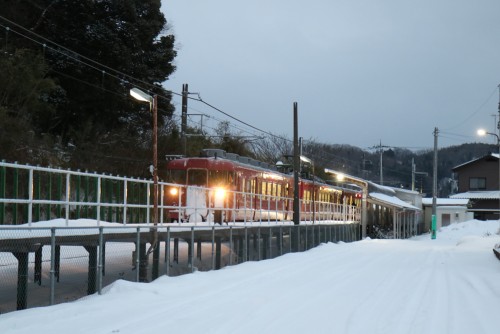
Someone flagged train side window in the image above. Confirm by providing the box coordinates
[261,181,267,196]
[277,184,282,199]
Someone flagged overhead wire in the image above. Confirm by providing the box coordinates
[441,85,498,132]
[1,14,292,146]
[0,15,182,99]
[0,15,288,144]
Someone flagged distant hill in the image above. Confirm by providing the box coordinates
[301,142,497,197]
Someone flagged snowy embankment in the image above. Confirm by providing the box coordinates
[0,220,499,334]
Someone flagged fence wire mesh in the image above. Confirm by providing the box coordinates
[0,223,360,314]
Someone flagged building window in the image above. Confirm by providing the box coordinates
[469,177,486,190]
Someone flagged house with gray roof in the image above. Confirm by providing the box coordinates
[450,153,500,220]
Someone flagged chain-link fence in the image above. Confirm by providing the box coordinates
[0,222,360,314]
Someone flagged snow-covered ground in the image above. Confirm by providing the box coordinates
[0,220,499,334]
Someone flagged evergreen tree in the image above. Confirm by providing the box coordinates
[0,0,176,174]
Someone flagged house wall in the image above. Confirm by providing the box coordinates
[423,206,473,231]
[468,199,499,220]
[455,157,498,192]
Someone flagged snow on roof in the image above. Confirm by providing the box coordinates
[421,198,469,206]
[452,153,499,170]
[367,181,396,195]
[450,191,500,200]
[369,192,420,210]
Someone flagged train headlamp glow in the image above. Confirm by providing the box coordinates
[169,187,179,196]
[214,187,226,200]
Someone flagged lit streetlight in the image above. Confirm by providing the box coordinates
[130,88,158,249]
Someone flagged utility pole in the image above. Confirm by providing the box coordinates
[370,140,390,185]
[412,158,415,191]
[431,127,439,240]
[411,158,428,192]
[181,83,188,156]
[379,140,383,185]
[293,102,300,226]
[497,84,500,228]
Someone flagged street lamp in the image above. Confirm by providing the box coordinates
[130,88,158,249]
[477,128,500,224]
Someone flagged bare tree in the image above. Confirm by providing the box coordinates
[251,133,292,164]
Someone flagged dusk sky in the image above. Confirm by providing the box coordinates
[161,0,500,151]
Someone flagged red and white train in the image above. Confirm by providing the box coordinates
[160,149,361,224]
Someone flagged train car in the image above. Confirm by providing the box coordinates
[160,149,361,224]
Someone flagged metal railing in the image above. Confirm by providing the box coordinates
[0,161,361,226]
[0,222,360,314]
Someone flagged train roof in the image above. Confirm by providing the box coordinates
[166,149,284,174]
[166,149,362,194]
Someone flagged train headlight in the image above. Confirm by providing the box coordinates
[169,187,179,196]
[214,187,226,201]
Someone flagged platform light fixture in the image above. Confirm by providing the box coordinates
[130,87,159,255]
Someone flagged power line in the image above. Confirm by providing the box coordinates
[1,15,292,145]
[442,85,498,132]
[0,15,182,99]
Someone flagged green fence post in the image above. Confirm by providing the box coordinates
[94,174,98,218]
[46,173,52,221]
[133,182,138,223]
[100,176,105,221]
[13,165,18,224]
[117,178,121,223]
[0,162,5,224]
[57,172,62,218]
[34,169,41,222]
[107,177,112,222]
[84,173,89,218]
[76,172,81,219]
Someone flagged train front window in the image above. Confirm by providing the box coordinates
[168,170,186,184]
[187,169,208,186]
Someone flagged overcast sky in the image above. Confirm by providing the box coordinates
[161,0,500,151]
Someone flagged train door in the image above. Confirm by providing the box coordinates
[185,168,208,222]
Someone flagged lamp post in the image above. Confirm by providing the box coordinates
[130,88,158,247]
[477,128,500,224]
